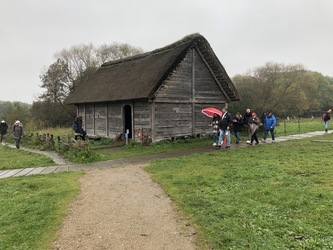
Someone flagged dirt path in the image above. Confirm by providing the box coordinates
[52,164,197,250]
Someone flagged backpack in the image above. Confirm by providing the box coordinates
[322,113,327,120]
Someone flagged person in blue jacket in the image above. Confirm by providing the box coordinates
[262,111,276,142]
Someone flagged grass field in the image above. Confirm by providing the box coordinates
[146,133,333,249]
[0,145,55,170]
[274,117,325,136]
[0,172,82,250]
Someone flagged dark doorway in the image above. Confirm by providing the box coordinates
[123,105,132,139]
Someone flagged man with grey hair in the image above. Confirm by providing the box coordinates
[217,107,232,149]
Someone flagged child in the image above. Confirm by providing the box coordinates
[211,113,220,146]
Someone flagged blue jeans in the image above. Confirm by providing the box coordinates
[213,133,219,144]
[218,129,231,147]
[15,139,21,149]
[264,129,275,140]
[234,131,240,143]
[325,121,329,129]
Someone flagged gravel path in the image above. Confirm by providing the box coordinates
[52,164,197,250]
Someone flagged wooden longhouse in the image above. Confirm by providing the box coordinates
[66,33,240,141]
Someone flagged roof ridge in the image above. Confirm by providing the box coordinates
[101,33,203,67]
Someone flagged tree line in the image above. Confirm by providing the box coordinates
[1,44,332,129]
[229,62,333,118]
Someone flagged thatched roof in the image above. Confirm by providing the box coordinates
[66,33,239,104]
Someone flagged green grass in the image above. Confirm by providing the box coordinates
[0,172,82,250]
[93,136,212,161]
[146,133,333,249]
[0,145,55,170]
[274,117,324,136]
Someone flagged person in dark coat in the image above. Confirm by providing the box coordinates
[0,120,8,143]
[73,115,86,140]
[13,120,23,149]
[243,108,252,142]
[217,107,232,149]
[232,112,243,144]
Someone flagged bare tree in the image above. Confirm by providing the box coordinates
[96,43,144,63]
[55,43,98,89]
[34,42,143,127]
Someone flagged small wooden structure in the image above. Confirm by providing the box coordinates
[66,33,240,142]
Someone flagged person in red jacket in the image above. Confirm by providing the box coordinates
[322,109,332,133]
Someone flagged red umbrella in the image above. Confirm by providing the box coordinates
[201,107,222,118]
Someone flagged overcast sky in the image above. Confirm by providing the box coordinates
[1,0,332,104]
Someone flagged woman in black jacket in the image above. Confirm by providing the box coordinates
[232,112,243,144]
[0,120,8,143]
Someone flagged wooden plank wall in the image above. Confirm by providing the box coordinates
[153,52,193,140]
[84,105,94,135]
[107,102,123,137]
[154,103,192,140]
[95,104,107,136]
[154,52,192,103]
[77,102,149,139]
[133,101,151,138]
[153,48,227,141]
[193,49,227,103]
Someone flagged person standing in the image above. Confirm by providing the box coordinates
[247,112,260,145]
[322,109,332,133]
[73,115,86,140]
[13,120,23,149]
[0,120,8,143]
[210,113,220,146]
[232,112,243,144]
[243,108,252,143]
[262,111,276,142]
[217,107,232,149]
